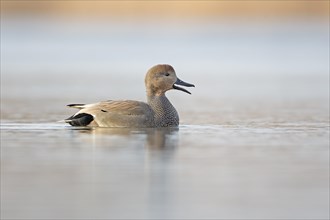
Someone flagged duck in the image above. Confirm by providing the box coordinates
[64,64,194,127]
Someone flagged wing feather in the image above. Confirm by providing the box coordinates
[66,100,153,127]
[97,100,148,115]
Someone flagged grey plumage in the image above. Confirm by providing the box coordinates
[148,95,179,127]
[64,64,194,127]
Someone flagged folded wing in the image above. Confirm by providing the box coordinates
[65,100,154,127]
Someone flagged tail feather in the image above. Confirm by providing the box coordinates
[67,104,86,109]
[65,113,94,126]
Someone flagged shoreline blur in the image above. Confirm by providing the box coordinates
[2,1,329,20]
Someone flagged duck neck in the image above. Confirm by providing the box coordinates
[147,95,179,126]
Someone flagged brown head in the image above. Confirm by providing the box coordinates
[145,64,195,96]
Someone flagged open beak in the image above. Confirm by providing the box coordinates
[173,78,195,94]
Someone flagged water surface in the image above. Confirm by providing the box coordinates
[1,18,329,219]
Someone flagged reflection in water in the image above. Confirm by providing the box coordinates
[71,126,179,218]
[73,126,179,150]
[1,123,329,219]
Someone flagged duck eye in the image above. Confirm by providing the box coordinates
[165,73,170,76]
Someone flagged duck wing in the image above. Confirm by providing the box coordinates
[65,100,154,127]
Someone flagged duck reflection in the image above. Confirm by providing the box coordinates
[71,126,179,150]
[69,126,179,218]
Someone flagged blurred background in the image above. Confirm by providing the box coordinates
[1,1,329,123]
[1,1,329,219]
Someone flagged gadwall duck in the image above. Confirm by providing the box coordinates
[64,64,194,127]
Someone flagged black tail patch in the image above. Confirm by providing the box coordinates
[65,113,94,126]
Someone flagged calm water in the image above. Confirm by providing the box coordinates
[1,18,329,219]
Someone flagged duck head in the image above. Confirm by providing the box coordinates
[145,64,195,96]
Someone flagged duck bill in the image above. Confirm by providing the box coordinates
[173,78,195,94]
